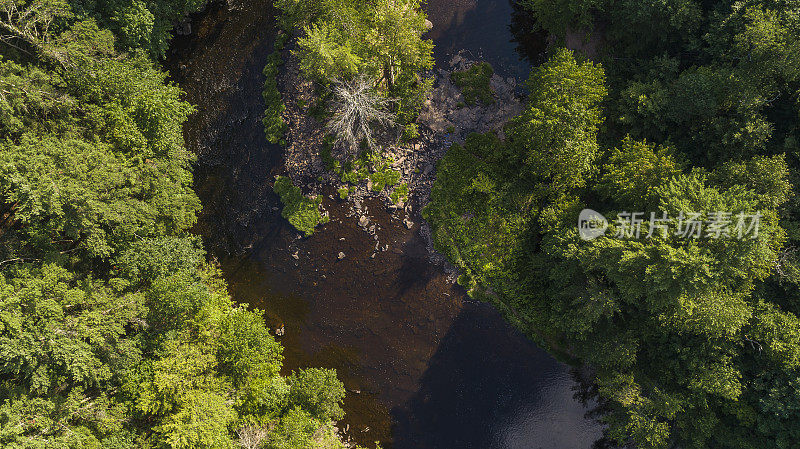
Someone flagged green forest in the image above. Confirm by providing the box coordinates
[0,1,361,448]
[3,0,800,448]
[425,1,800,448]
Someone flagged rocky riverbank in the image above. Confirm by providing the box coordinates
[278,50,523,266]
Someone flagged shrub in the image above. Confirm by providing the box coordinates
[451,62,495,105]
[390,183,409,203]
[263,43,288,144]
[273,176,328,236]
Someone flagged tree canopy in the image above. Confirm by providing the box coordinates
[276,0,434,143]
[0,2,360,448]
[425,4,800,443]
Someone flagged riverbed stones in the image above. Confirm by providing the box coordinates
[276,44,522,269]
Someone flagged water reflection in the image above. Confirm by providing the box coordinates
[425,0,546,79]
[392,304,602,449]
[425,0,478,41]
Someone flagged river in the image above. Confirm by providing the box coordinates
[166,1,603,447]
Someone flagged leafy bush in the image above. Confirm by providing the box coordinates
[287,368,346,422]
[273,176,329,236]
[263,45,288,144]
[450,62,495,105]
[370,166,401,191]
[390,183,409,203]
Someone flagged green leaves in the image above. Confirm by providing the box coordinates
[0,264,144,395]
[450,62,495,106]
[273,176,328,236]
[217,307,283,387]
[137,339,237,448]
[598,137,682,210]
[267,407,347,449]
[0,32,199,262]
[282,0,433,130]
[507,48,606,194]
[297,22,363,82]
[427,23,800,446]
[287,368,345,422]
[0,134,197,258]
[0,7,355,449]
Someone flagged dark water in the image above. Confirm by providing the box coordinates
[426,0,546,79]
[167,1,602,447]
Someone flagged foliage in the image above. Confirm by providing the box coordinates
[275,0,434,148]
[390,183,408,204]
[70,0,206,58]
[527,0,800,167]
[505,48,606,195]
[336,151,401,193]
[368,166,401,192]
[0,6,358,449]
[287,368,345,422]
[426,39,800,449]
[273,176,329,236]
[263,33,288,144]
[450,62,495,106]
[519,0,600,35]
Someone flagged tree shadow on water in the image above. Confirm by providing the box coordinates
[391,302,603,449]
[391,237,439,297]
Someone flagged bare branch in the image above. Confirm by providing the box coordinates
[237,425,270,449]
[326,75,395,156]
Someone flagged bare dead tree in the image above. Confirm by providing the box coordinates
[236,425,270,449]
[326,75,395,156]
[743,335,763,354]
